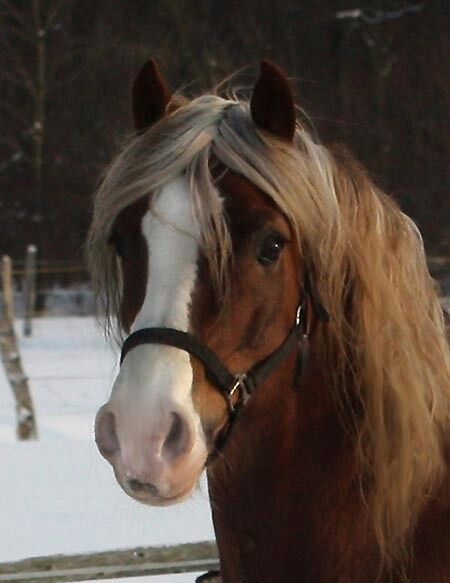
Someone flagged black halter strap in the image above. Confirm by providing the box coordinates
[121,314,307,412]
[121,327,239,399]
[120,273,329,422]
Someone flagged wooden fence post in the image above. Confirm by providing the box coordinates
[0,255,38,440]
[23,245,37,336]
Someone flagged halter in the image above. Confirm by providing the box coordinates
[120,271,329,445]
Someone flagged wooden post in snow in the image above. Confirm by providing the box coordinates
[23,245,37,337]
[0,255,38,440]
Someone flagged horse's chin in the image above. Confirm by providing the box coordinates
[113,463,204,507]
[125,482,198,507]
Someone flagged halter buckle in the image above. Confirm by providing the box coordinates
[227,373,249,412]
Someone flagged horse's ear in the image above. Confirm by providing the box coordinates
[250,60,296,141]
[132,58,172,132]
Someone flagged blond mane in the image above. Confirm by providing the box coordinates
[87,92,450,563]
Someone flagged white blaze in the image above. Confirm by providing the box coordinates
[110,176,204,482]
[131,176,200,333]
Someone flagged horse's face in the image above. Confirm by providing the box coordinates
[95,170,300,505]
[94,59,300,505]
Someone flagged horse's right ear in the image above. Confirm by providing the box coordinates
[132,58,172,132]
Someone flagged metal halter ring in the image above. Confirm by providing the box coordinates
[226,373,248,412]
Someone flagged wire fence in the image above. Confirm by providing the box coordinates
[2,253,450,319]
[1,256,93,319]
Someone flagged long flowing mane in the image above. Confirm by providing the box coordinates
[87,91,450,562]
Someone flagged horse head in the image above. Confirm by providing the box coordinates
[93,59,316,505]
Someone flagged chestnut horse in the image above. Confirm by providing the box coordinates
[88,59,450,582]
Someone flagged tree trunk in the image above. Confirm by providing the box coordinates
[32,0,46,221]
[0,256,38,440]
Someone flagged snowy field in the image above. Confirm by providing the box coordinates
[0,317,215,582]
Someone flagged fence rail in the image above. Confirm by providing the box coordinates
[1,254,449,319]
[0,542,219,583]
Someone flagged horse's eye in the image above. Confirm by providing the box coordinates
[257,233,287,265]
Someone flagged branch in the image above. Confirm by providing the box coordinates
[5,21,35,45]
[0,133,31,166]
[0,134,20,149]
[44,0,64,31]
[336,4,424,25]
[0,149,29,173]
[0,36,36,95]
[0,38,36,96]
[46,46,84,87]
[47,70,82,94]
[0,101,30,127]
[1,0,35,35]
[31,0,42,32]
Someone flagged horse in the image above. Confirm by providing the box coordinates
[88,59,450,582]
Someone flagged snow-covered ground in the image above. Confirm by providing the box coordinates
[0,317,215,582]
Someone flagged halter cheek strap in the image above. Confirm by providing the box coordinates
[121,327,237,397]
[120,311,308,414]
[120,273,329,423]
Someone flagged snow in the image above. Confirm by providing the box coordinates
[0,317,215,582]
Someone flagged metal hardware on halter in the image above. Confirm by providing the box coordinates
[228,373,246,406]
[230,373,247,398]
[295,305,302,326]
[226,373,253,412]
[293,300,309,388]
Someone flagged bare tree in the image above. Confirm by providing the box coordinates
[0,0,76,220]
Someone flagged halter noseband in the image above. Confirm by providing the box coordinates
[120,271,329,445]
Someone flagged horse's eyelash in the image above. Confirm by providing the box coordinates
[269,231,291,244]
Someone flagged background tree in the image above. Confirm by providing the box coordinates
[0,0,78,250]
[0,0,448,265]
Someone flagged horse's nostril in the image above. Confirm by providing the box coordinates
[166,412,183,446]
[127,478,143,492]
[163,411,192,459]
[143,482,159,496]
[95,409,120,458]
[127,478,158,496]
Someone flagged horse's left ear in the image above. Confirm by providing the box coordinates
[250,60,296,141]
[132,58,172,132]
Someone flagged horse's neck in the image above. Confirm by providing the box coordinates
[207,347,380,583]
